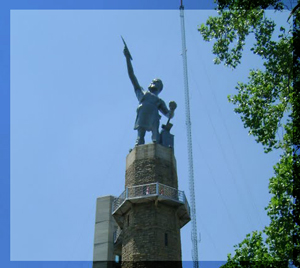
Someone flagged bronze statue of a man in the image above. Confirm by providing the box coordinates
[123,44,176,146]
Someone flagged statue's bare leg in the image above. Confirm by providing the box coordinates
[151,127,160,144]
[136,128,146,145]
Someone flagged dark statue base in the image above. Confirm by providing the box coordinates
[160,122,174,148]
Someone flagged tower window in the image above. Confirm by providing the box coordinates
[127,215,130,226]
[165,233,168,246]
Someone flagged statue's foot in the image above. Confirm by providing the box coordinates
[135,138,145,146]
[135,141,144,146]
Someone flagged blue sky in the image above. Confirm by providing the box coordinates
[1,0,292,267]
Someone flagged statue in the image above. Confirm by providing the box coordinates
[122,37,177,146]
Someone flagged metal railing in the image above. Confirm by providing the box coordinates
[113,227,122,244]
[112,182,190,217]
[113,190,126,213]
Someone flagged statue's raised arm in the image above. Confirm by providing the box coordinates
[122,37,141,92]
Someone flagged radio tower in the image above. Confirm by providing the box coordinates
[179,1,199,268]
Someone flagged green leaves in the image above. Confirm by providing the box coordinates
[199,9,264,68]
[222,231,278,267]
[199,3,293,153]
[199,0,299,267]
[216,0,284,11]
[228,68,291,153]
[265,149,299,263]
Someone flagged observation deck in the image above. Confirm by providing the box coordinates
[112,182,190,229]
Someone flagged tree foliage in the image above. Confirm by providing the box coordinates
[217,0,284,10]
[223,231,288,267]
[198,0,299,266]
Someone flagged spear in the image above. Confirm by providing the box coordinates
[121,36,133,61]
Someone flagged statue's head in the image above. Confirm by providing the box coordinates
[148,78,163,95]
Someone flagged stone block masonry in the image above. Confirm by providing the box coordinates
[117,143,186,267]
[125,143,178,189]
[121,202,181,262]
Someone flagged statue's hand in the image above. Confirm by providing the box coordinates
[168,101,177,119]
[124,47,131,59]
[169,110,174,119]
[169,101,177,111]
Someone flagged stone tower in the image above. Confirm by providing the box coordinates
[112,143,190,267]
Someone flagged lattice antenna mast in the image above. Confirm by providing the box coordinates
[179,2,199,268]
